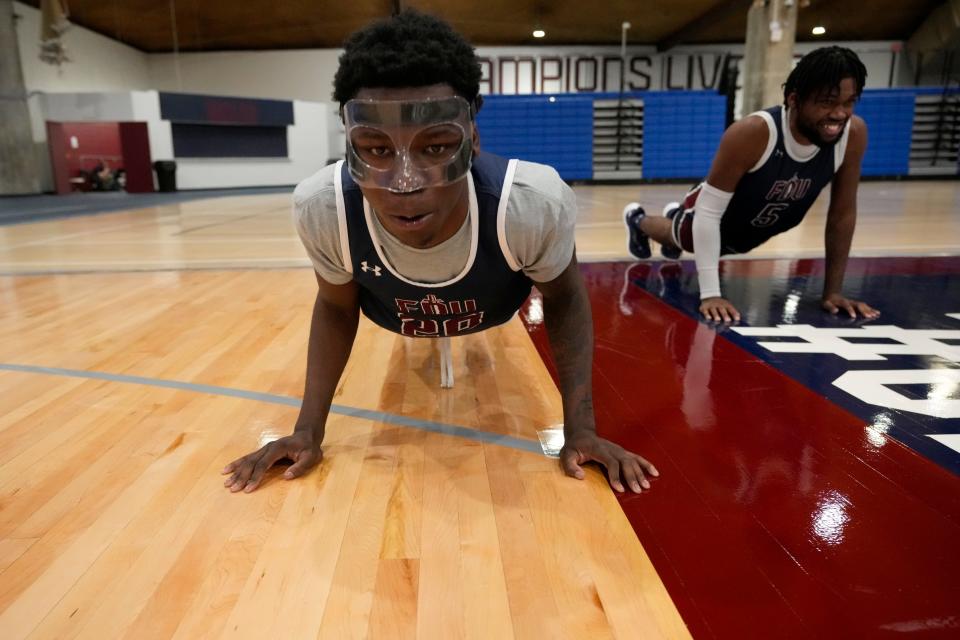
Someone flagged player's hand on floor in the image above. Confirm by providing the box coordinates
[560,431,659,494]
[821,293,880,320]
[700,296,741,323]
[222,431,322,493]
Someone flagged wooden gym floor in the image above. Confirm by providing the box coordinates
[0,180,958,638]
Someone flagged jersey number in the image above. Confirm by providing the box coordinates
[750,203,789,228]
[400,312,484,337]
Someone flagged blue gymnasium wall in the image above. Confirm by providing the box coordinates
[478,88,942,181]
[641,91,726,179]
[856,90,915,176]
[477,95,594,179]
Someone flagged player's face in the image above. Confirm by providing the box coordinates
[351,84,480,249]
[788,77,858,147]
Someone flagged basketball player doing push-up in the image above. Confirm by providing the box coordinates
[625,46,881,324]
[222,11,658,494]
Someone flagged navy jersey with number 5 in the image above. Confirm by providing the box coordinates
[336,152,533,338]
[719,105,850,253]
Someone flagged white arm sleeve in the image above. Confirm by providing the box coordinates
[691,182,734,299]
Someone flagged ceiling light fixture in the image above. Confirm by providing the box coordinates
[812,26,826,35]
[533,29,545,38]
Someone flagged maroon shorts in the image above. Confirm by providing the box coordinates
[667,184,701,253]
[667,183,736,256]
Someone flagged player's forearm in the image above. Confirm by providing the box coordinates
[692,215,723,298]
[293,293,360,443]
[542,280,597,437]
[822,208,856,298]
[691,183,732,299]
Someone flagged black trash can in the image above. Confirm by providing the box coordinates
[153,160,177,192]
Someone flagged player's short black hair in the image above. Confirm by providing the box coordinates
[783,46,867,105]
[333,10,482,106]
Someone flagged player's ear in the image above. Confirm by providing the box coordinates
[786,91,798,111]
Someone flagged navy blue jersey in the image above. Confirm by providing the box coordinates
[720,106,845,253]
[338,152,533,338]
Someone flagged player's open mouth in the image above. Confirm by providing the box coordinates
[390,212,433,229]
[820,120,845,137]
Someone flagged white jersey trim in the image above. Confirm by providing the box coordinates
[333,160,353,274]
[781,106,820,163]
[496,159,522,272]
[361,174,479,289]
[747,111,778,173]
[834,118,852,172]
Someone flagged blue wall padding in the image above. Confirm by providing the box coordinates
[641,91,726,179]
[477,95,594,180]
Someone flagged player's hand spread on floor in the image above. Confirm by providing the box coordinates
[699,296,741,323]
[560,431,659,494]
[821,293,880,320]
[222,431,322,493]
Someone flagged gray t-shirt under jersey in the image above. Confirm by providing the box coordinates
[292,160,577,285]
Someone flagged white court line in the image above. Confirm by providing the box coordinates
[3,209,294,251]
[928,434,960,455]
[148,209,291,217]
[0,257,310,268]
[2,219,162,250]
[1,237,300,246]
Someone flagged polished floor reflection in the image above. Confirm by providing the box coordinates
[525,258,960,639]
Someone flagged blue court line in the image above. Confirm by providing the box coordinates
[0,363,543,455]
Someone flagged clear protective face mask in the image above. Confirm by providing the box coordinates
[342,95,475,193]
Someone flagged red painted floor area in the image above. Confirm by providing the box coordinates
[523,261,960,639]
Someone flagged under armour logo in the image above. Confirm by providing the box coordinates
[775,149,784,157]
[360,261,382,276]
